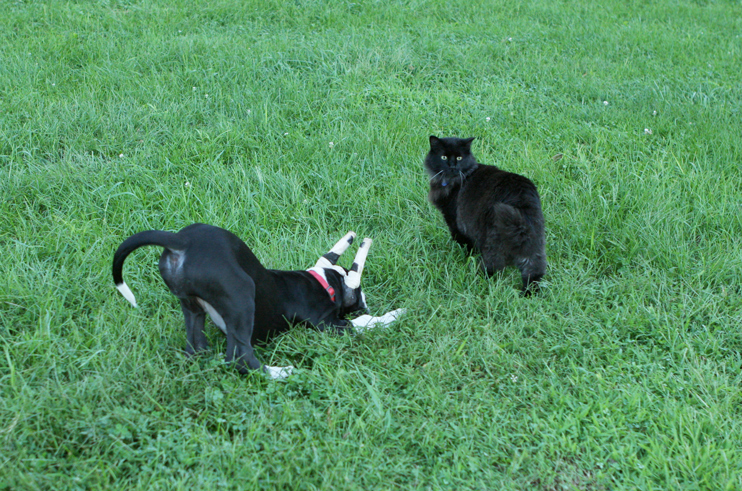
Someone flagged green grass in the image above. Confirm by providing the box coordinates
[2,0,741,489]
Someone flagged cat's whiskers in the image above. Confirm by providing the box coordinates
[429,171,443,182]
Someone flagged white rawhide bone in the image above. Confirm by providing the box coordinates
[315,231,356,269]
[265,365,294,380]
[352,308,406,333]
[345,238,372,289]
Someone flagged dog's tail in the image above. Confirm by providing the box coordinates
[112,230,186,307]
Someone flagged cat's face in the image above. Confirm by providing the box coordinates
[424,136,478,188]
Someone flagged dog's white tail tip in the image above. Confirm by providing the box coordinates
[116,282,138,307]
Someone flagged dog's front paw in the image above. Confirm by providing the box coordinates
[264,365,294,380]
[352,308,406,333]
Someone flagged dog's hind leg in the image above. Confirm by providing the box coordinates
[224,315,261,374]
[224,292,293,380]
[218,275,263,375]
[180,299,209,355]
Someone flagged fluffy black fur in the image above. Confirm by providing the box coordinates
[425,136,547,294]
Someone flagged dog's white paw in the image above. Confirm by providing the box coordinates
[352,308,406,333]
[264,365,294,380]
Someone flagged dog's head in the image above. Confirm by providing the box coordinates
[309,231,371,316]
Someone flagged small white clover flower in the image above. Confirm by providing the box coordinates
[185,181,191,188]
[652,110,657,116]
[283,132,289,136]
[486,117,491,122]
[510,374,518,383]
[329,141,334,148]
[192,87,197,91]
[644,128,652,135]
[603,100,609,106]
[119,153,124,158]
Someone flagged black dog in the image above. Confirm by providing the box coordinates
[112,223,403,378]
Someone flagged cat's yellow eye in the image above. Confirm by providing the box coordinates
[456,156,462,161]
[441,156,447,160]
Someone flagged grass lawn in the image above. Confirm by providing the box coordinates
[1,0,741,489]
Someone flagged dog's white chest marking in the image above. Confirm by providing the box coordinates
[196,298,227,334]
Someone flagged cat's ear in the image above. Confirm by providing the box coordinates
[463,137,476,148]
[429,135,441,149]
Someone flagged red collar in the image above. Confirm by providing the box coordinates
[308,270,336,302]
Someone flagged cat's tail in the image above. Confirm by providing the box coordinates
[492,202,546,294]
[491,203,529,248]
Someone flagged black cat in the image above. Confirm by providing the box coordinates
[425,136,546,294]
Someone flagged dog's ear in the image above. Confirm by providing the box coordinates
[344,238,372,289]
[340,283,365,311]
[315,231,355,269]
[322,269,365,312]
